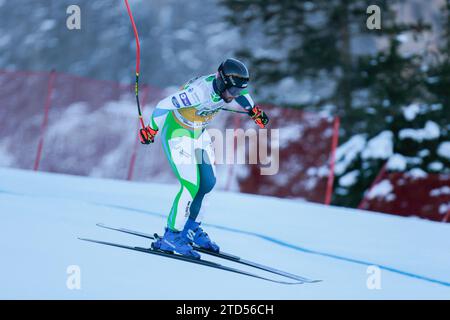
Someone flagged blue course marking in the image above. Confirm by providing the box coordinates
[1,188,450,288]
[90,202,450,288]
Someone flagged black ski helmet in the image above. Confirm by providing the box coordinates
[216,58,249,97]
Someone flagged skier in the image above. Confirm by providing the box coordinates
[138,58,269,259]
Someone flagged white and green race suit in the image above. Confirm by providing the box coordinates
[148,74,255,231]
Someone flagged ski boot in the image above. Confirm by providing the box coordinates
[151,228,200,259]
[182,219,220,253]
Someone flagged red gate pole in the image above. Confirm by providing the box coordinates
[124,0,146,130]
[324,116,340,205]
[34,70,56,171]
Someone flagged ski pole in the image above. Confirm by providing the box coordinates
[124,0,145,130]
[221,107,248,114]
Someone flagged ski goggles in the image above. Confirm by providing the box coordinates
[226,86,246,97]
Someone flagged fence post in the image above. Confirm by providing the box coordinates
[358,162,388,210]
[127,86,150,181]
[443,208,450,223]
[34,70,56,171]
[324,116,340,205]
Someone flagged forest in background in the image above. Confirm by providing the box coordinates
[0,0,448,208]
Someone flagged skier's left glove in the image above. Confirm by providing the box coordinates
[248,106,269,128]
[139,126,158,144]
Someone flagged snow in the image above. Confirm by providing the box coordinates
[0,168,449,299]
[404,156,423,166]
[439,203,450,215]
[335,134,366,175]
[173,29,195,41]
[279,124,304,148]
[361,131,393,160]
[430,186,450,197]
[402,103,420,121]
[0,34,10,47]
[40,19,56,32]
[437,141,450,160]
[307,165,329,178]
[426,77,439,84]
[339,170,359,187]
[396,33,409,43]
[303,2,315,11]
[406,168,428,180]
[387,154,407,171]
[418,149,430,158]
[399,121,440,142]
[0,141,13,166]
[430,103,443,111]
[429,162,444,171]
[367,179,394,200]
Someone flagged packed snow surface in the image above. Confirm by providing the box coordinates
[0,168,449,299]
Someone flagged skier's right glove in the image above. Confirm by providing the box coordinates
[248,106,269,128]
[139,126,158,144]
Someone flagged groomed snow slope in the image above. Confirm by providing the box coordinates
[0,168,449,299]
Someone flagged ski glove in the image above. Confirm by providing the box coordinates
[139,126,158,144]
[248,106,269,128]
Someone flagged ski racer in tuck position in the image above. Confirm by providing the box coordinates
[139,58,269,259]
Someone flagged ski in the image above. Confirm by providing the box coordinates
[78,237,302,285]
[96,223,321,283]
